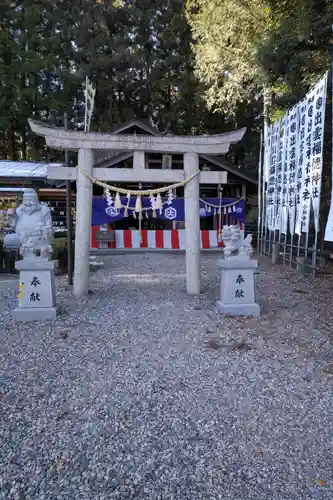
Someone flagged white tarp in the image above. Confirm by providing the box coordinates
[0,161,64,179]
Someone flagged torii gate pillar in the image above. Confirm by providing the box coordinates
[184,153,200,294]
[74,148,94,297]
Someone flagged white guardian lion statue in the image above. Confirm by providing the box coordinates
[222,225,253,260]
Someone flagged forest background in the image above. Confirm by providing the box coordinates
[0,0,331,168]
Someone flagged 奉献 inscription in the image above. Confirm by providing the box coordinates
[30,292,41,302]
[30,276,41,287]
[235,274,244,285]
[235,289,244,299]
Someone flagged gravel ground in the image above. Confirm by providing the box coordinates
[1,253,333,500]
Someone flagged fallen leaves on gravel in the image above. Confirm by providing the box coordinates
[313,479,327,486]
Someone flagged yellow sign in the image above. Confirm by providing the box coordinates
[18,282,24,299]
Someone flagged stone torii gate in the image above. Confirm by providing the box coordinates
[29,119,246,297]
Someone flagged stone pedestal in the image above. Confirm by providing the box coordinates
[13,259,57,321]
[217,258,260,317]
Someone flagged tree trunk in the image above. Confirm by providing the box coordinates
[8,124,17,160]
[22,129,27,160]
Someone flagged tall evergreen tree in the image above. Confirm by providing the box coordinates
[258,0,332,114]
[0,0,265,163]
[187,0,332,118]
[187,0,270,115]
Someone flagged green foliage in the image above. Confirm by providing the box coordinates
[1,0,328,169]
[187,0,332,118]
[258,0,332,107]
[187,0,270,114]
[0,0,213,159]
[0,0,78,159]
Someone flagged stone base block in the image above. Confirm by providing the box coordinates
[217,300,260,317]
[13,307,57,322]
